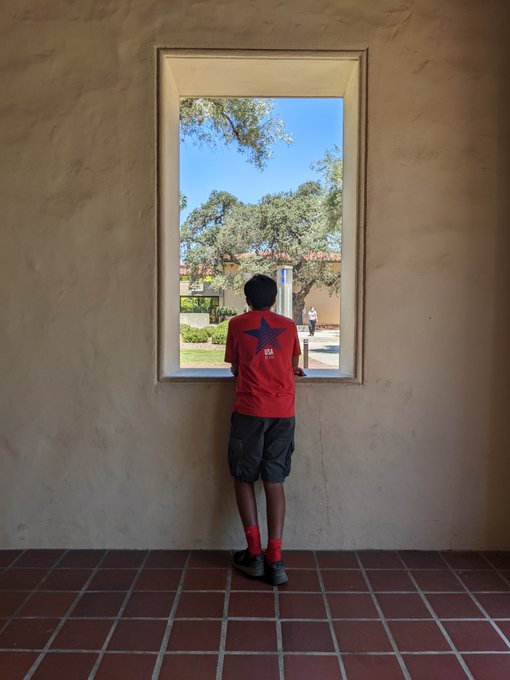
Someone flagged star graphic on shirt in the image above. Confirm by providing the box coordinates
[244,317,286,354]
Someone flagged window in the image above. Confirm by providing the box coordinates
[158,50,366,382]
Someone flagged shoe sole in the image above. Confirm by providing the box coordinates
[232,561,265,579]
[266,572,288,586]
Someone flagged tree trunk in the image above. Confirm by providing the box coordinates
[292,289,310,325]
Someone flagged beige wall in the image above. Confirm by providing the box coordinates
[1,0,509,549]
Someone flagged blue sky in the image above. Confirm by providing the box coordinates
[180,98,343,223]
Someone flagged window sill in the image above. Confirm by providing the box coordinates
[158,368,359,383]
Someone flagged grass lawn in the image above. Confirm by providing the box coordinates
[180,348,229,367]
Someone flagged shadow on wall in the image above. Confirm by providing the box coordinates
[486,19,510,548]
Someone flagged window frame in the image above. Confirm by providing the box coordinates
[157,48,366,383]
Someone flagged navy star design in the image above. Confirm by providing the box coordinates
[244,317,286,354]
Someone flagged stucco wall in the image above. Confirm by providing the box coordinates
[1,0,509,549]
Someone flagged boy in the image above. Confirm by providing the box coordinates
[225,274,304,585]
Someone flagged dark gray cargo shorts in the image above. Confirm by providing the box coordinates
[228,412,295,484]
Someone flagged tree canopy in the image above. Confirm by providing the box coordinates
[180,148,343,321]
[180,98,293,170]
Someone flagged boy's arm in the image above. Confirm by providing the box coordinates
[292,355,305,376]
[224,320,238,376]
[291,325,305,376]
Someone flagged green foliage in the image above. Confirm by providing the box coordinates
[211,320,229,345]
[181,327,210,343]
[179,323,191,335]
[180,98,293,170]
[217,306,238,322]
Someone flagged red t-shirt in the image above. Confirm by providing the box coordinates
[225,310,301,418]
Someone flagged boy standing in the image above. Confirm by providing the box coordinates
[225,274,304,585]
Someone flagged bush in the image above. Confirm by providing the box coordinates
[211,320,229,345]
[181,326,210,343]
[217,306,238,323]
[204,326,215,338]
[179,323,191,335]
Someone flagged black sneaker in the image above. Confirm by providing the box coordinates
[265,558,288,585]
[232,549,265,578]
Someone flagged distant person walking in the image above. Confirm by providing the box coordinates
[307,306,318,336]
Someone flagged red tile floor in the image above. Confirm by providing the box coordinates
[1,550,510,679]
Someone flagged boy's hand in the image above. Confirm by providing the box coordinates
[293,366,306,377]
[230,365,239,376]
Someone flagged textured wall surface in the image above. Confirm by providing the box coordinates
[1,0,509,549]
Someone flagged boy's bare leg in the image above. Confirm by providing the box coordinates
[262,481,285,539]
[234,479,258,527]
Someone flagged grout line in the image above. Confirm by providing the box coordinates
[354,552,412,680]
[87,551,152,679]
[215,556,232,680]
[274,574,285,680]
[314,551,348,680]
[151,551,192,680]
[438,552,510,651]
[405,565,476,680]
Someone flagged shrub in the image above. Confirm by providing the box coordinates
[211,320,229,345]
[204,326,215,338]
[217,306,238,323]
[179,323,191,335]
[181,326,210,343]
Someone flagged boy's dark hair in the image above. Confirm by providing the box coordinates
[244,274,277,310]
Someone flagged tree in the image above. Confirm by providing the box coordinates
[181,151,343,322]
[180,98,292,170]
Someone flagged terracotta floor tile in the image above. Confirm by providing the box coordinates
[279,569,321,592]
[403,654,469,680]
[38,568,91,591]
[58,550,106,569]
[145,550,188,569]
[388,620,451,652]
[328,593,379,618]
[94,653,156,680]
[0,592,29,617]
[284,550,317,568]
[281,620,335,652]
[0,651,38,680]
[226,620,277,651]
[358,551,405,569]
[135,568,181,591]
[399,551,445,569]
[284,654,342,680]
[18,591,76,617]
[317,551,359,569]
[71,591,125,617]
[231,570,273,591]
[160,653,218,680]
[123,591,175,617]
[482,551,510,570]
[376,593,431,619]
[279,592,326,619]
[495,619,510,639]
[426,593,484,618]
[411,570,463,592]
[476,592,510,618]
[0,569,49,591]
[31,652,97,679]
[222,654,279,680]
[456,569,510,592]
[182,569,226,591]
[442,620,509,651]
[188,551,230,568]
[176,591,224,618]
[333,620,392,652]
[107,619,167,651]
[322,570,367,592]
[0,618,59,649]
[227,591,274,618]
[87,569,137,591]
[367,570,416,592]
[441,551,489,570]
[101,550,147,568]
[167,620,222,651]
[0,552,22,568]
[15,550,64,569]
[51,618,112,650]
[342,654,405,680]
[463,654,510,680]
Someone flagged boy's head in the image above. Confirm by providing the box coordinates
[244,274,277,310]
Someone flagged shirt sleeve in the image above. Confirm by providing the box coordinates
[292,324,301,357]
[224,320,237,364]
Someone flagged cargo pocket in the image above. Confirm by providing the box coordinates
[228,437,244,478]
[284,440,295,477]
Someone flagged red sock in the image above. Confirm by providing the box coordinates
[245,525,262,556]
[266,538,282,564]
